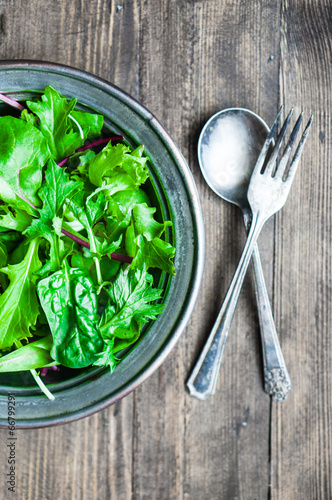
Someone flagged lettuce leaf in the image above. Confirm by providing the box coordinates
[0,115,51,212]
[88,143,149,191]
[0,238,42,349]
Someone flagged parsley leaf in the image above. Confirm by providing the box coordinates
[100,266,164,340]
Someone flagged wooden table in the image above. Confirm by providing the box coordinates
[0,1,330,498]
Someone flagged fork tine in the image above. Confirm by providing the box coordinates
[251,106,283,178]
[275,112,303,180]
[284,115,313,185]
[264,108,293,176]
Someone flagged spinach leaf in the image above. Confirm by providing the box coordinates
[0,230,23,254]
[0,115,51,213]
[99,266,164,340]
[0,238,42,349]
[0,336,57,372]
[37,265,104,368]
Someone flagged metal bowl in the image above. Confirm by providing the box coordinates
[0,61,205,427]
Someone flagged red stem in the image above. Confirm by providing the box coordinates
[57,136,123,167]
[61,228,132,263]
[0,92,25,111]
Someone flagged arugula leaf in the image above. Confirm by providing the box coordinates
[131,203,172,240]
[88,143,149,191]
[0,115,51,212]
[123,202,175,275]
[0,203,32,232]
[37,265,104,368]
[24,159,82,273]
[26,86,82,162]
[65,190,121,285]
[130,235,176,276]
[92,338,119,372]
[0,238,42,349]
[99,266,164,339]
[0,336,57,372]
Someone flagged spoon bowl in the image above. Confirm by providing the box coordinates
[198,108,269,209]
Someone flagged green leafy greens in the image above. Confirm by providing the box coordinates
[0,86,175,398]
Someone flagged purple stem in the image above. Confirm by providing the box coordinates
[61,228,90,248]
[57,135,123,167]
[0,91,25,111]
[40,366,59,376]
[61,228,132,263]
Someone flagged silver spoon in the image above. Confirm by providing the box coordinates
[187,107,291,401]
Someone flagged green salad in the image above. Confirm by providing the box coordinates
[0,86,175,399]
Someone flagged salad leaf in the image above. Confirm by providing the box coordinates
[93,338,119,372]
[65,190,121,285]
[88,143,149,192]
[37,265,104,368]
[130,235,176,276]
[0,85,175,395]
[0,336,57,372]
[0,241,7,268]
[24,159,83,272]
[0,238,42,349]
[0,203,32,232]
[25,86,85,162]
[124,202,175,275]
[0,115,51,212]
[70,109,103,139]
[100,266,164,340]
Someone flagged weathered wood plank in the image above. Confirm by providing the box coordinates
[271,1,332,499]
[137,1,281,498]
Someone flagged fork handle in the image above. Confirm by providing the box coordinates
[242,210,291,401]
[187,212,265,400]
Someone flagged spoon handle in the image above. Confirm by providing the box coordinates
[186,212,264,400]
[251,242,291,401]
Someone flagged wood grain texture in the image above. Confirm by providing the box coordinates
[271,1,332,499]
[0,0,331,498]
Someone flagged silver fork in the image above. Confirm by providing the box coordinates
[187,108,313,400]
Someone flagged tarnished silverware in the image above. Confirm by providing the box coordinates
[187,108,313,400]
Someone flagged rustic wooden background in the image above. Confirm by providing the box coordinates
[0,0,331,499]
